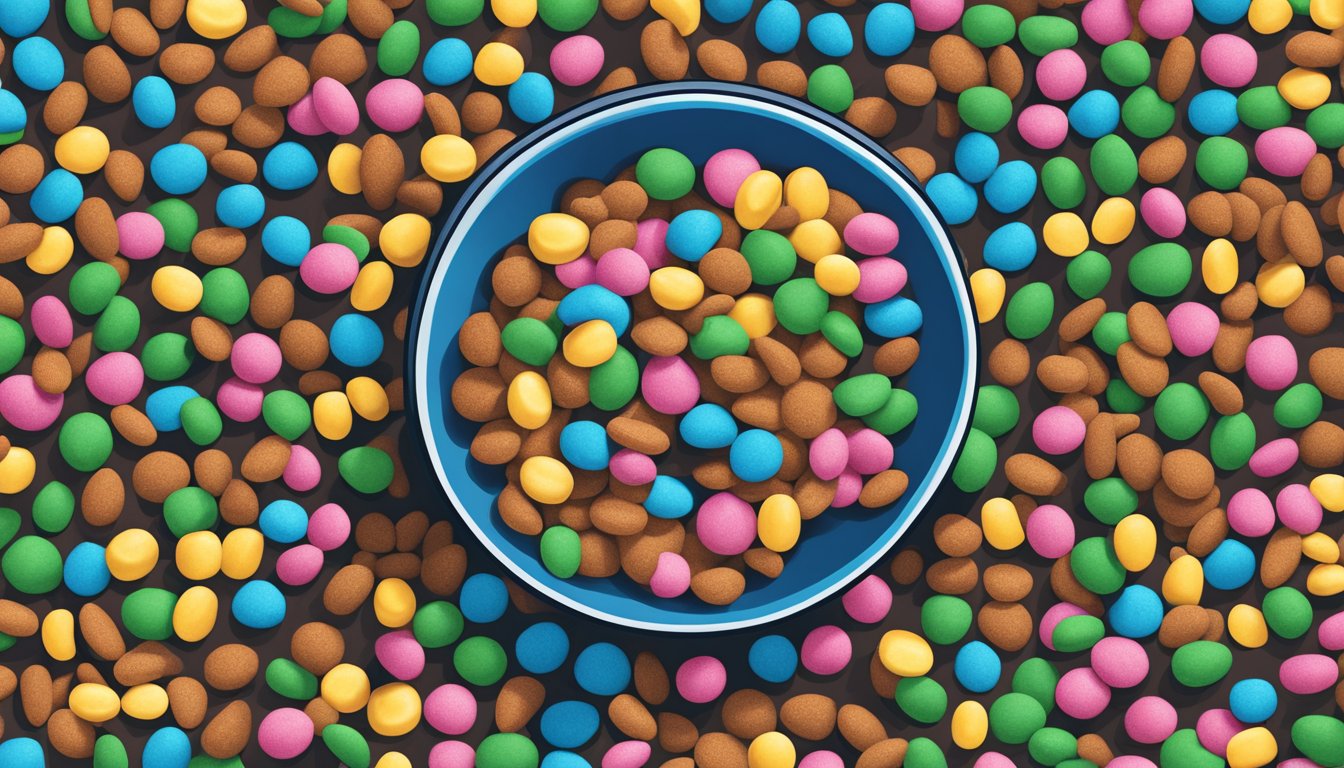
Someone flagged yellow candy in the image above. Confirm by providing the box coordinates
[814,254,860,296]
[69,683,121,723]
[735,170,783,230]
[474,42,525,86]
[519,455,573,504]
[1091,197,1135,245]
[374,577,417,628]
[492,0,537,27]
[323,663,372,713]
[54,126,111,174]
[950,701,988,750]
[1278,67,1332,110]
[1226,726,1276,768]
[1162,554,1204,606]
[0,446,35,494]
[173,585,218,642]
[1310,473,1344,511]
[1256,259,1305,308]
[878,629,933,676]
[1311,0,1344,27]
[107,528,160,581]
[649,266,705,310]
[351,261,394,312]
[368,682,422,737]
[969,268,1006,324]
[651,0,701,35]
[528,212,589,265]
[1248,0,1293,33]
[1307,563,1344,595]
[757,494,801,552]
[727,293,777,338]
[185,0,247,38]
[421,134,478,183]
[328,143,363,195]
[1113,514,1156,572]
[747,731,796,768]
[380,212,432,268]
[508,371,552,429]
[783,167,829,221]
[176,531,223,580]
[1228,604,1268,648]
[152,265,204,312]
[1044,211,1089,257]
[1301,532,1340,563]
[980,497,1024,550]
[564,319,618,367]
[1202,238,1239,295]
[347,376,390,421]
[121,684,169,720]
[376,753,414,768]
[314,391,354,440]
[788,219,842,263]
[42,609,76,662]
[27,226,74,275]
[220,528,264,580]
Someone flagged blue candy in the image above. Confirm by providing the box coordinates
[1068,90,1121,139]
[925,173,978,225]
[644,475,694,519]
[557,284,631,335]
[540,701,600,748]
[755,0,801,54]
[0,0,46,36]
[1194,0,1251,24]
[0,90,27,134]
[460,573,509,623]
[807,13,853,57]
[864,296,923,338]
[29,169,83,224]
[706,0,753,23]
[983,222,1037,272]
[258,500,308,544]
[1203,538,1255,590]
[132,76,176,129]
[329,313,383,367]
[143,727,190,768]
[216,184,266,229]
[516,621,570,674]
[542,752,592,768]
[954,640,1001,693]
[423,38,474,86]
[1188,89,1238,137]
[145,386,199,431]
[150,144,207,196]
[0,737,44,768]
[64,541,110,597]
[572,642,630,695]
[665,209,723,262]
[680,403,738,449]
[730,429,783,482]
[12,37,64,92]
[983,160,1037,214]
[560,420,612,470]
[263,142,319,191]
[509,72,554,124]
[1229,678,1276,723]
[954,132,1000,183]
[749,634,798,683]
[865,3,915,56]
[231,580,286,629]
[1107,584,1163,638]
[262,216,312,267]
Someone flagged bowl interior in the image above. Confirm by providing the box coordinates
[411,84,976,631]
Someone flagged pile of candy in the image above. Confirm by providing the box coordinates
[0,0,1341,766]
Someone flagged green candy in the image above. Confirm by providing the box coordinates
[1210,413,1255,470]
[1262,586,1312,639]
[476,734,540,768]
[589,346,638,411]
[60,412,113,471]
[1066,250,1111,299]
[200,268,250,324]
[1004,281,1054,340]
[1128,242,1192,297]
[988,691,1047,744]
[862,389,917,435]
[142,333,195,381]
[0,633,13,652]
[146,199,199,253]
[323,224,371,261]
[427,0,485,26]
[1153,383,1209,441]
[740,230,797,285]
[971,385,1019,438]
[1042,157,1086,210]
[1051,615,1105,652]
[1017,15,1077,55]
[807,65,854,113]
[1237,86,1292,131]
[263,390,312,440]
[689,315,749,359]
[378,20,421,76]
[1091,312,1130,355]
[1090,134,1137,196]
[1291,715,1344,768]
[1083,477,1137,525]
[0,316,24,374]
[833,373,893,417]
[1106,379,1148,414]
[537,0,598,31]
[317,0,348,32]
[33,481,75,534]
[540,525,581,578]
[188,757,243,768]
[905,738,947,768]
[266,658,319,699]
[1069,536,1125,595]
[413,601,465,648]
[323,724,371,768]
[921,595,972,644]
[1274,382,1322,428]
[961,5,1016,47]
[501,317,557,366]
[93,295,140,352]
[181,397,223,446]
[819,311,862,357]
[1172,640,1233,687]
[951,428,996,493]
[1194,137,1248,190]
[1305,103,1344,148]
[454,635,508,686]
[1159,729,1223,768]
[0,129,23,147]
[636,148,695,200]
[1,535,63,594]
[773,278,829,334]
[1100,41,1150,87]
[94,734,129,768]
[958,87,1013,133]
[339,446,394,493]
[1121,87,1175,139]
[69,261,122,315]
[895,676,947,724]
[1029,727,1078,767]
[163,486,218,537]
[1011,658,1059,713]
[0,507,21,549]
[121,587,178,641]
[268,6,322,37]
[66,0,109,40]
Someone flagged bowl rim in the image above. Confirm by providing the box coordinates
[407,81,978,632]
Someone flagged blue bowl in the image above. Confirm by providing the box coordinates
[408,82,977,632]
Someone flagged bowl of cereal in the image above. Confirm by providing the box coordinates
[408,82,976,632]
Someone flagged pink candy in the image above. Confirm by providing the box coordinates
[703,149,761,208]
[216,377,263,422]
[1201,34,1257,87]
[283,444,321,492]
[1017,104,1068,150]
[1025,504,1075,558]
[550,35,605,87]
[650,551,690,598]
[1319,610,1344,650]
[1137,0,1191,38]
[425,684,477,735]
[31,296,72,348]
[1039,602,1087,651]
[911,0,964,31]
[1276,482,1322,534]
[843,213,899,256]
[609,449,656,486]
[852,258,906,304]
[365,78,424,132]
[1125,696,1177,743]
[846,428,893,474]
[300,242,360,294]
[555,254,597,288]
[257,708,314,759]
[1279,653,1339,694]
[1090,636,1149,688]
[832,468,863,508]
[641,356,699,414]
[0,375,63,431]
[1055,666,1110,719]
[1244,334,1297,390]
[1080,0,1132,44]
[1255,127,1317,177]
[307,503,351,551]
[676,656,726,703]
[376,629,427,681]
[696,492,757,555]
[1226,488,1275,537]
[603,741,652,768]
[842,575,892,623]
[1196,709,1241,757]
[633,219,671,269]
[231,332,283,384]
[800,752,844,768]
[115,211,165,260]
[1139,187,1185,239]
[275,544,323,586]
[1035,49,1087,102]
[1032,406,1085,455]
[86,351,144,405]
[800,625,851,675]
[973,753,1016,768]
[1107,759,1157,768]
[808,428,849,481]
[1166,302,1220,356]
[1249,438,1298,478]
[596,248,651,296]
[428,741,475,768]
[286,93,327,136]
[312,77,360,135]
